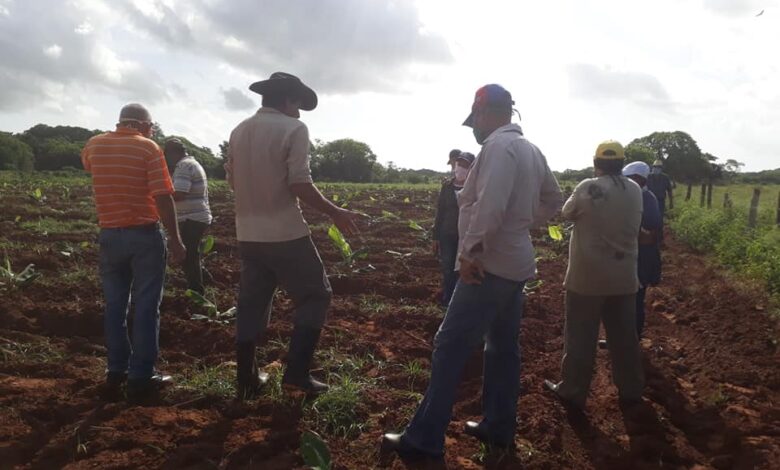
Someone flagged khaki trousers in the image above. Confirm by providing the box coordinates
[556,290,644,407]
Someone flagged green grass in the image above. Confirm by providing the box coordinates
[306,373,367,438]
[670,199,780,295]
[0,336,64,363]
[400,359,428,391]
[177,362,236,398]
[358,294,387,315]
[19,217,97,235]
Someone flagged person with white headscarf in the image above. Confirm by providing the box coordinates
[621,161,663,338]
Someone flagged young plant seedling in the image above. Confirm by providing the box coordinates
[300,431,332,470]
[0,256,41,288]
[327,225,367,266]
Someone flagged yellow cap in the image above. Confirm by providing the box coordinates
[594,140,625,160]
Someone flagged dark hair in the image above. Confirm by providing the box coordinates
[594,159,627,189]
[262,90,299,108]
[594,158,624,175]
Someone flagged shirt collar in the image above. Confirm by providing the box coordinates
[114,126,142,136]
[258,107,283,116]
[484,123,524,144]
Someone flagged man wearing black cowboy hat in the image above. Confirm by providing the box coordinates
[225,72,362,398]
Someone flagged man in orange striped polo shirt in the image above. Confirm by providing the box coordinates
[81,103,185,403]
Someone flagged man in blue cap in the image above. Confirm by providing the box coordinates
[381,84,563,459]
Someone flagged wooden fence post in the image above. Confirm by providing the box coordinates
[723,192,730,209]
[686,183,692,201]
[748,188,761,228]
[700,183,707,208]
[706,182,713,209]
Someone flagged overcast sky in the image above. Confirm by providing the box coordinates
[0,0,777,171]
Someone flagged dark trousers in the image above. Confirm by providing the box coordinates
[657,197,666,242]
[180,220,208,294]
[98,224,166,380]
[555,291,644,407]
[636,286,647,338]
[437,234,459,307]
[404,274,525,455]
[236,236,332,343]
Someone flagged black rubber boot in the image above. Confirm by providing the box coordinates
[126,373,172,405]
[236,341,268,400]
[282,326,328,393]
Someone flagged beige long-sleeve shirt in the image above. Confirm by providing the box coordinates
[562,176,642,296]
[226,108,313,242]
[456,124,563,282]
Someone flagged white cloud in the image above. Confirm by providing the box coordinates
[74,22,93,35]
[0,0,778,172]
[43,44,62,59]
[119,0,453,93]
[221,87,255,111]
[567,64,674,112]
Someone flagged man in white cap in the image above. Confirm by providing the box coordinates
[81,103,185,403]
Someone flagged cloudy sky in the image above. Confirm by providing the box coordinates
[0,0,777,171]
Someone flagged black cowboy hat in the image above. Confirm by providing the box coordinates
[249,72,318,111]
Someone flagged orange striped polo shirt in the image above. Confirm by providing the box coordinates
[81,126,174,228]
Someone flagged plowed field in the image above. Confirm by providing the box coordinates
[1,178,778,469]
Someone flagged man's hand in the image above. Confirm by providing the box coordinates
[169,238,186,263]
[331,207,362,237]
[432,240,440,257]
[459,256,485,285]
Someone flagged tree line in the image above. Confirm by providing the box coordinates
[1,125,777,185]
[0,124,445,184]
[555,130,777,185]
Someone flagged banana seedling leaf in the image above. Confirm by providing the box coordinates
[15,264,41,287]
[301,431,332,470]
[185,289,218,317]
[327,225,353,262]
[218,306,237,319]
[201,235,216,255]
[408,220,426,232]
[548,225,564,241]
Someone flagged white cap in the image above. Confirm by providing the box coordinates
[622,161,650,179]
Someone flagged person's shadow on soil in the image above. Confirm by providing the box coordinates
[642,357,737,466]
[565,408,629,468]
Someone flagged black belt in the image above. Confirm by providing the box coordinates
[103,222,160,231]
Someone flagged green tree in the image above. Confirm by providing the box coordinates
[311,138,378,182]
[36,137,84,170]
[624,143,655,165]
[154,125,225,179]
[628,131,709,183]
[0,132,34,171]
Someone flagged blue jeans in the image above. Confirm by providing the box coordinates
[98,224,167,380]
[404,273,525,455]
[437,235,459,307]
